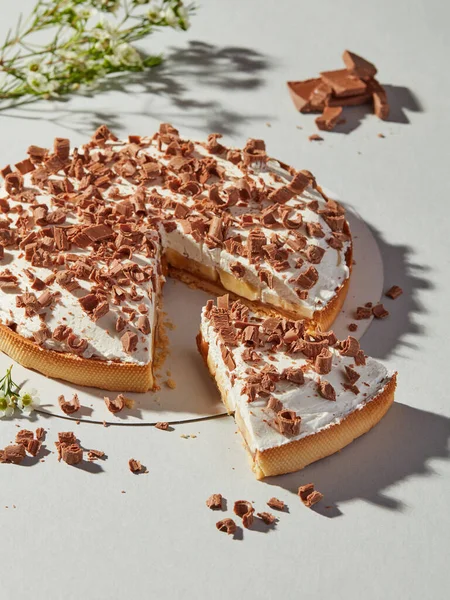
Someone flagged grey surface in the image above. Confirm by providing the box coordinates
[0,1,449,599]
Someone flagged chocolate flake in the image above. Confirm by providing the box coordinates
[372,303,389,319]
[233,500,255,528]
[58,393,80,415]
[206,494,223,510]
[385,285,403,300]
[318,379,336,401]
[216,518,237,535]
[298,483,324,507]
[274,409,301,436]
[104,394,125,414]
[257,512,276,525]
[128,458,143,473]
[267,497,285,511]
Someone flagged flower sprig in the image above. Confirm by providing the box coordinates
[0,366,40,418]
[0,0,193,104]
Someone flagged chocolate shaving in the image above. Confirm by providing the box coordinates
[155,422,169,430]
[128,458,143,473]
[372,303,389,319]
[58,393,80,415]
[267,497,285,511]
[104,393,125,414]
[216,518,237,535]
[121,331,138,353]
[318,379,336,401]
[274,409,301,436]
[233,500,255,528]
[2,444,26,464]
[385,285,403,300]
[314,348,333,374]
[298,483,324,507]
[344,365,360,384]
[257,512,276,525]
[206,494,223,510]
[340,336,360,357]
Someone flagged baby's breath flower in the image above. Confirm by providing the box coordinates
[17,389,40,415]
[0,0,193,104]
[0,394,15,418]
[113,43,143,68]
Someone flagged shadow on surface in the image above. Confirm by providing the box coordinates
[263,403,450,517]
[0,41,273,137]
[331,85,423,134]
[361,224,432,359]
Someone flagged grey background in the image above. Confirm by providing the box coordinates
[0,1,449,599]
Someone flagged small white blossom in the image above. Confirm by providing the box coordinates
[163,7,179,27]
[17,388,40,415]
[177,5,190,28]
[0,395,15,418]
[114,43,143,67]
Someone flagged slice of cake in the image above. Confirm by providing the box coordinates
[197,295,396,479]
[0,125,352,392]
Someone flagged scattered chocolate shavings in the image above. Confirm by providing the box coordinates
[355,350,367,366]
[0,269,19,289]
[298,483,324,507]
[58,432,76,445]
[247,229,266,262]
[257,512,276,525]
[155,422,169,430]
[104,394,125,414]
[274,409,301,436]
[233,500,255,528]
[282,367,305,384]
[58,393,80,415]
[318,379,336,401]
[314,348,333,374]
[216,518,237,535]
[343,382,360,395]
[348,323,358,332]
[137,315,151,335]
[206,494,223,510]
[289,171,311,195]
[128,458,143,473]
[305,245,325,264]
[372,303,389,319]
[121,331,138,353]
[385,285,403,299]
[2,444,26,464]
[67,333,88,354]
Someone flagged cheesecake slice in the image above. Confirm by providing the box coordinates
[198,295,396,479]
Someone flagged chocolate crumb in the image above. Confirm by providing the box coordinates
[372,303,389,319]
[216,518,237,535]
[298,483,324,507]
[309,134,324,142]
[128,458,143,473]
[155,422,169,430]
[206,493,223,510]
[58,393,80,415]
[104,394,125,414]
[233,500,255,528]
[385,285,403,299]
[267,497,285,511]
[257,512,276,525]
[348,323,358,332]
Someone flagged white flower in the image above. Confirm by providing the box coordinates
[26,71,48,92]
[17,388,40,415]
[177,5,190,27]
[0,395,15,418]
[133,0,150,4]
[163,7,179,27]
[114,43,143,67]
[74,6,95,20]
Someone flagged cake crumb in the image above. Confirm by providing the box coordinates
[165,378,176,389]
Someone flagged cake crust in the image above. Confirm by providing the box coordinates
[0,323,153,393]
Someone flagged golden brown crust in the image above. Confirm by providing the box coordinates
[197,331,396,479]
[0,323,153,392]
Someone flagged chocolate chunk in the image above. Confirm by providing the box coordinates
[344,365,360,384]
[3,444,26,464]
[58,393,80,415]
[137,315,151,335]
[385,285,403,299]
[216,518,237,535]
[315,106,343,131]
[295,265,319,289]
[128,458,143,473]
[318,379,336,401]
[287,79,324,113]
[233,500,255,528]
[121,331,138,353]
[308,134,324,142]
[15,429,34,446]
[282,367,305,384]
[372,303,389,319]
[289,171,311,194]
[314,348,333,374]
[340,336,360,357]
[274,409,301,436]
[84,224,114,242]
[355,306,372,320]
[104,393,125,414]
[342,50,377,81]
[155,422,169,430]
[320,69,367,97]
[206,494,223,510]
[371,79,389,119]
[257,512,276,525]
[267,497,285,511]
[61,443,83,466]
[267,396,283,412]
[305,244,325,264]
[298,483,324,507]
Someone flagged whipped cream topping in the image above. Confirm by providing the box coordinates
[0,126,350,366]
[200,304,393,453]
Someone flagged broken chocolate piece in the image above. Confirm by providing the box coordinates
[298,483,324,507]
[206,494,223,510]
[58,393,80,415]
[267,497,285,511]
[233,500,255,528]
[104,393,125,414]
[385,285,403,299]
[216,518,237,535]
[372,303,389,319]
[315,106,343,131]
